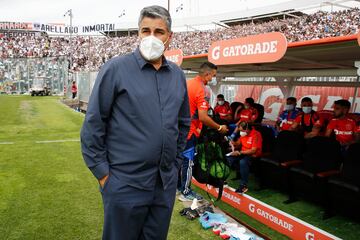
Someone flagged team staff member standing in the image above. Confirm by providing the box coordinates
[81,6,191,240]
[178,62,228,202]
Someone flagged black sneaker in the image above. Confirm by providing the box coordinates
[179,207,191,216]
[185,209,200,220]
[235,185,248,194]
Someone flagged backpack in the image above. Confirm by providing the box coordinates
[193,129,231,202]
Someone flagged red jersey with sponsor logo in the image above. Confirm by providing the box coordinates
[294,111,322,133]
[187,76,209,139]
[238,107,258,123]
[327,117,359,145]
[238,129,263,157]
[214,101,231,120]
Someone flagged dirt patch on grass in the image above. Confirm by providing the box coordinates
[19,100,36,122]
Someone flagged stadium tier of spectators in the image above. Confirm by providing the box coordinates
[0,9,359,71]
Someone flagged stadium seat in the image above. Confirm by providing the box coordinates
[258,131,305,191]
[317,110,334,132]
[253,103,264,124]
[250,125,276,185]
[348,113,360,123]
[256,124,276,154]
[286,136,342,204]
[325,143,360,220]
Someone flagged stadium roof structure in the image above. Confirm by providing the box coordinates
[181,34,360,87]
[218,0,359,26]
[110,0,359,33]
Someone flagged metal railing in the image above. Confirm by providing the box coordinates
[0,57,69,95]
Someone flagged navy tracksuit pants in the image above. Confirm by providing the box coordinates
[100,171,177,240]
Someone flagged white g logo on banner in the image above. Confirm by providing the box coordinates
[249,203,256,213]
[305,232,315,240]
[212,46,221,60]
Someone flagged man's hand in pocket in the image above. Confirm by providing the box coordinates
[99,175,109,188]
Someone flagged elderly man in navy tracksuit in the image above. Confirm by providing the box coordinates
[80,5,190,240]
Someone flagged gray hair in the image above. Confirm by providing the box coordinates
[138,5,172,31]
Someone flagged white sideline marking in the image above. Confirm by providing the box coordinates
[35,139,80,144]
[0,142,14,145]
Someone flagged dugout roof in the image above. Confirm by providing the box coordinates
[181,34,360,82]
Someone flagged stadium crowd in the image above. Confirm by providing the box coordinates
[0,9,359,71]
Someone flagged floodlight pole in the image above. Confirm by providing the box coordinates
[65,9,73,97]
[168,0,170,11]
[69,9,73,52]
[64,9,74,97]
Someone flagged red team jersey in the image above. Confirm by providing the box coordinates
[327,117,359,145]
[186,76,209,139]
[238,107,258,123]
[237,129,263,157]
[71,84,77,93]
[214,102,231,120]
[294,111,322,132]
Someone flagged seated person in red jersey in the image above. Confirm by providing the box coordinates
[290,97,322,139]
[276,97,300,132]
[238,97,259,123]
[214,94,232,122]
[325,99,360,146]
[226,98,258,141]
[226,121,262,194]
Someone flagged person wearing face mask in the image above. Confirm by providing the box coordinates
[214,94,232,122]
[178,62,229,202]
[276,97,300,132]
[226,121,263,194]
[238,97,259,123]
[225,98,259,142]
[290,97,322,138]
[81,6,191,240]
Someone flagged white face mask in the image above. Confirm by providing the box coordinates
[208,77,217,86]
[302,106,312,114]
[285,104,295,111]
[139,35,166,61]
[240,131,248,137]
[218,101,224,106]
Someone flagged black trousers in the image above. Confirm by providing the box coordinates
[101,171,177,240]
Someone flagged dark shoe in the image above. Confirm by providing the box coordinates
[235,185,248,194]
[196,203,214,214]
[179,207,191,216]
[185,209,200,220]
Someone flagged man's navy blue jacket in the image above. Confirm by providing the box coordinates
[80,48,191,190]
